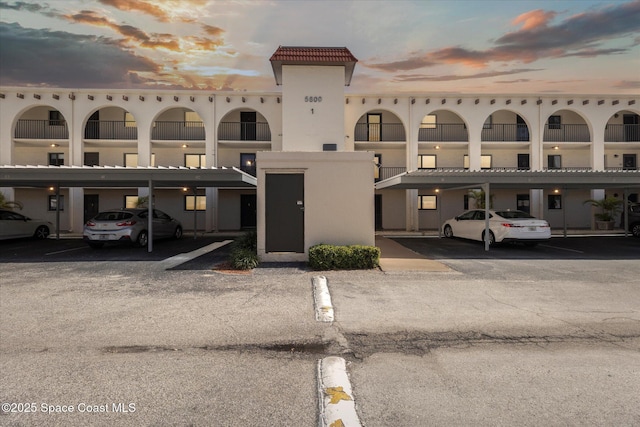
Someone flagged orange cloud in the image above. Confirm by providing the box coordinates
[202,24,224,37]
[98,0,171,21]
[512,9,556,30]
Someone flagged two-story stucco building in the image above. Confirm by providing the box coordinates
[1,46,639,259]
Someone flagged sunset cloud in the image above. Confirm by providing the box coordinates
[367,1,640,71]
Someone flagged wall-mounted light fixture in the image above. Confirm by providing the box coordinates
[553,146,559,150]
[182,144,188,148]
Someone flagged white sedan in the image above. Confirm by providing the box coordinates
[442,209,551,246]
[0,209,53,240]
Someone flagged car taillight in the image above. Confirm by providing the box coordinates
[116,220,137,226]
[86,221,96,226]
[501,222,517,227]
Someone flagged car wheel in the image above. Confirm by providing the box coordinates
[631,223,640,238]
[137,230,149,247]
[34,225,50,239]
[443,225,454,238]
[482,230,495,246]
[88,242,104,249]
[173,226,183,240]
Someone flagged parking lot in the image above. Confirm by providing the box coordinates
[0,234,638,266]
[2,233,639,426]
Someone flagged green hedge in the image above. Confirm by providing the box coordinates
[309,244,380,270]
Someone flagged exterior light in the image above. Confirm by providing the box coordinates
[553,146,559,150]
[182,187,189,192]
[182,144,188,148]
[554,189,560,194]
[435,145,440,150]
[50,143,58,147]
[49,187,55,191]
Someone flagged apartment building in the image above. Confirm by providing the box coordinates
[1,46,639,258]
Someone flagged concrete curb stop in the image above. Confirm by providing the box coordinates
[317,356,362,427]
[312,275,334,322]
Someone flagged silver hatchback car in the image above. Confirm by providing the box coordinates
[83,208,182,248]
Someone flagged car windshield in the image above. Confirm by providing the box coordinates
[94,212,134,221]
[495,210,535,219]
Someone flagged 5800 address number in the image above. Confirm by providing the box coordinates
[304,96,322,102]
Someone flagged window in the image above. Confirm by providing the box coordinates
[240,153,256,176]
[418,154,436,169]
[124,153,155,167]
[185,154,206,168]
[548,154,562,169]
[483,115,492,129]
[420,114,436,129]
[464,155,492,169]
[124,112,136,127]
[185,195,206,211]
[623,154,637,170]
[48,195,64,211]
[84,152,99,166]
[418,195,437,210]
[548,115,561,130]
[517,194,530,213]
[517,154,530,170]
[548,194,562,210]
[124,196,139,208]
[49,153,64,166]
[49,110,64,126]
[367,113,381,142]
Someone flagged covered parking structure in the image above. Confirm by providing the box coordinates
[0,165,257,251]
[375,169,640,250]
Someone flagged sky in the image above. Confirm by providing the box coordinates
[0,0,639,94]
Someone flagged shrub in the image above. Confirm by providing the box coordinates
[228,230,258,270]
[309,244,380,270]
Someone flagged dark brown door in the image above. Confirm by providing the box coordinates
[84,195,99,223]
[241,194,257,228]
[266,174,304,253]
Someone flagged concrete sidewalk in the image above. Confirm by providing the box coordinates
[375,236,451,272]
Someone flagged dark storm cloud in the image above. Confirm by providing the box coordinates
[0,22,160,87]
[367,1,640,72]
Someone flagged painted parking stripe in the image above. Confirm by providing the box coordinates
[158,240,233,269]
[312,276,334,322]
[317,357,362,427]
[539,244,584,253]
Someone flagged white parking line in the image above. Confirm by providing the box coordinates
[317,357,362,427]
[539,244,585,253]
[312,276,334,322]
[45,247,85,256]
[157,240,233,269]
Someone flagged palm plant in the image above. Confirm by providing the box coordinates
[0,192,23,210]
[583,196,622,222]
[468,189,494,209]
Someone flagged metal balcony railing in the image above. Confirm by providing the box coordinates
[84,121,137,139]
[152,121,205,140]
[481,124,530,142]
[376,166,407,181]
[15,119,69,139]
[218,122,271,141]
[355,123,406,142]
[543,124,590,142]
[604,124,640,142]
[418,124,469,141]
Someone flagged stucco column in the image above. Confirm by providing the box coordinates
[70,187,84,233]
[137,119,152,167]
[468,123,482,171]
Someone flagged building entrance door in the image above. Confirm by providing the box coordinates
[265,174,304,253]
[84,195,99,223]
[240,194,257,228]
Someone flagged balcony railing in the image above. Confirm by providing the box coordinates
[376,166,407,181]
[418,124,469,142]
[604,124,640,142]
[84,121,137,140]
[355,123,406,142]
[15,119,69,139]
[481,124,530,142]
[152,121,205,140]
[218,122,271,141]
[543,124,590,142]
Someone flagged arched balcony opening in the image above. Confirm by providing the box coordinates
[152,108,205,141]
[543,110,590,143]
[605,110,640,143]
[83,107,138,141]
[354,110,406,142]
[418,110,468,142]
[481,111,530,142]
[218,109,271,142]
[14,106,69,140]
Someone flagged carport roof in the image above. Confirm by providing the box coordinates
[0,165,257,188]
[375,169,640,190]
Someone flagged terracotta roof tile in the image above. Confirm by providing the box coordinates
[270,46,357,63]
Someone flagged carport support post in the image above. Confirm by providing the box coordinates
[624,189,629,238]
[148,179,153,253]
[192,187,197,240]
[562,187,568,238]
[55,182,60,240]
[483,183,490,251]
